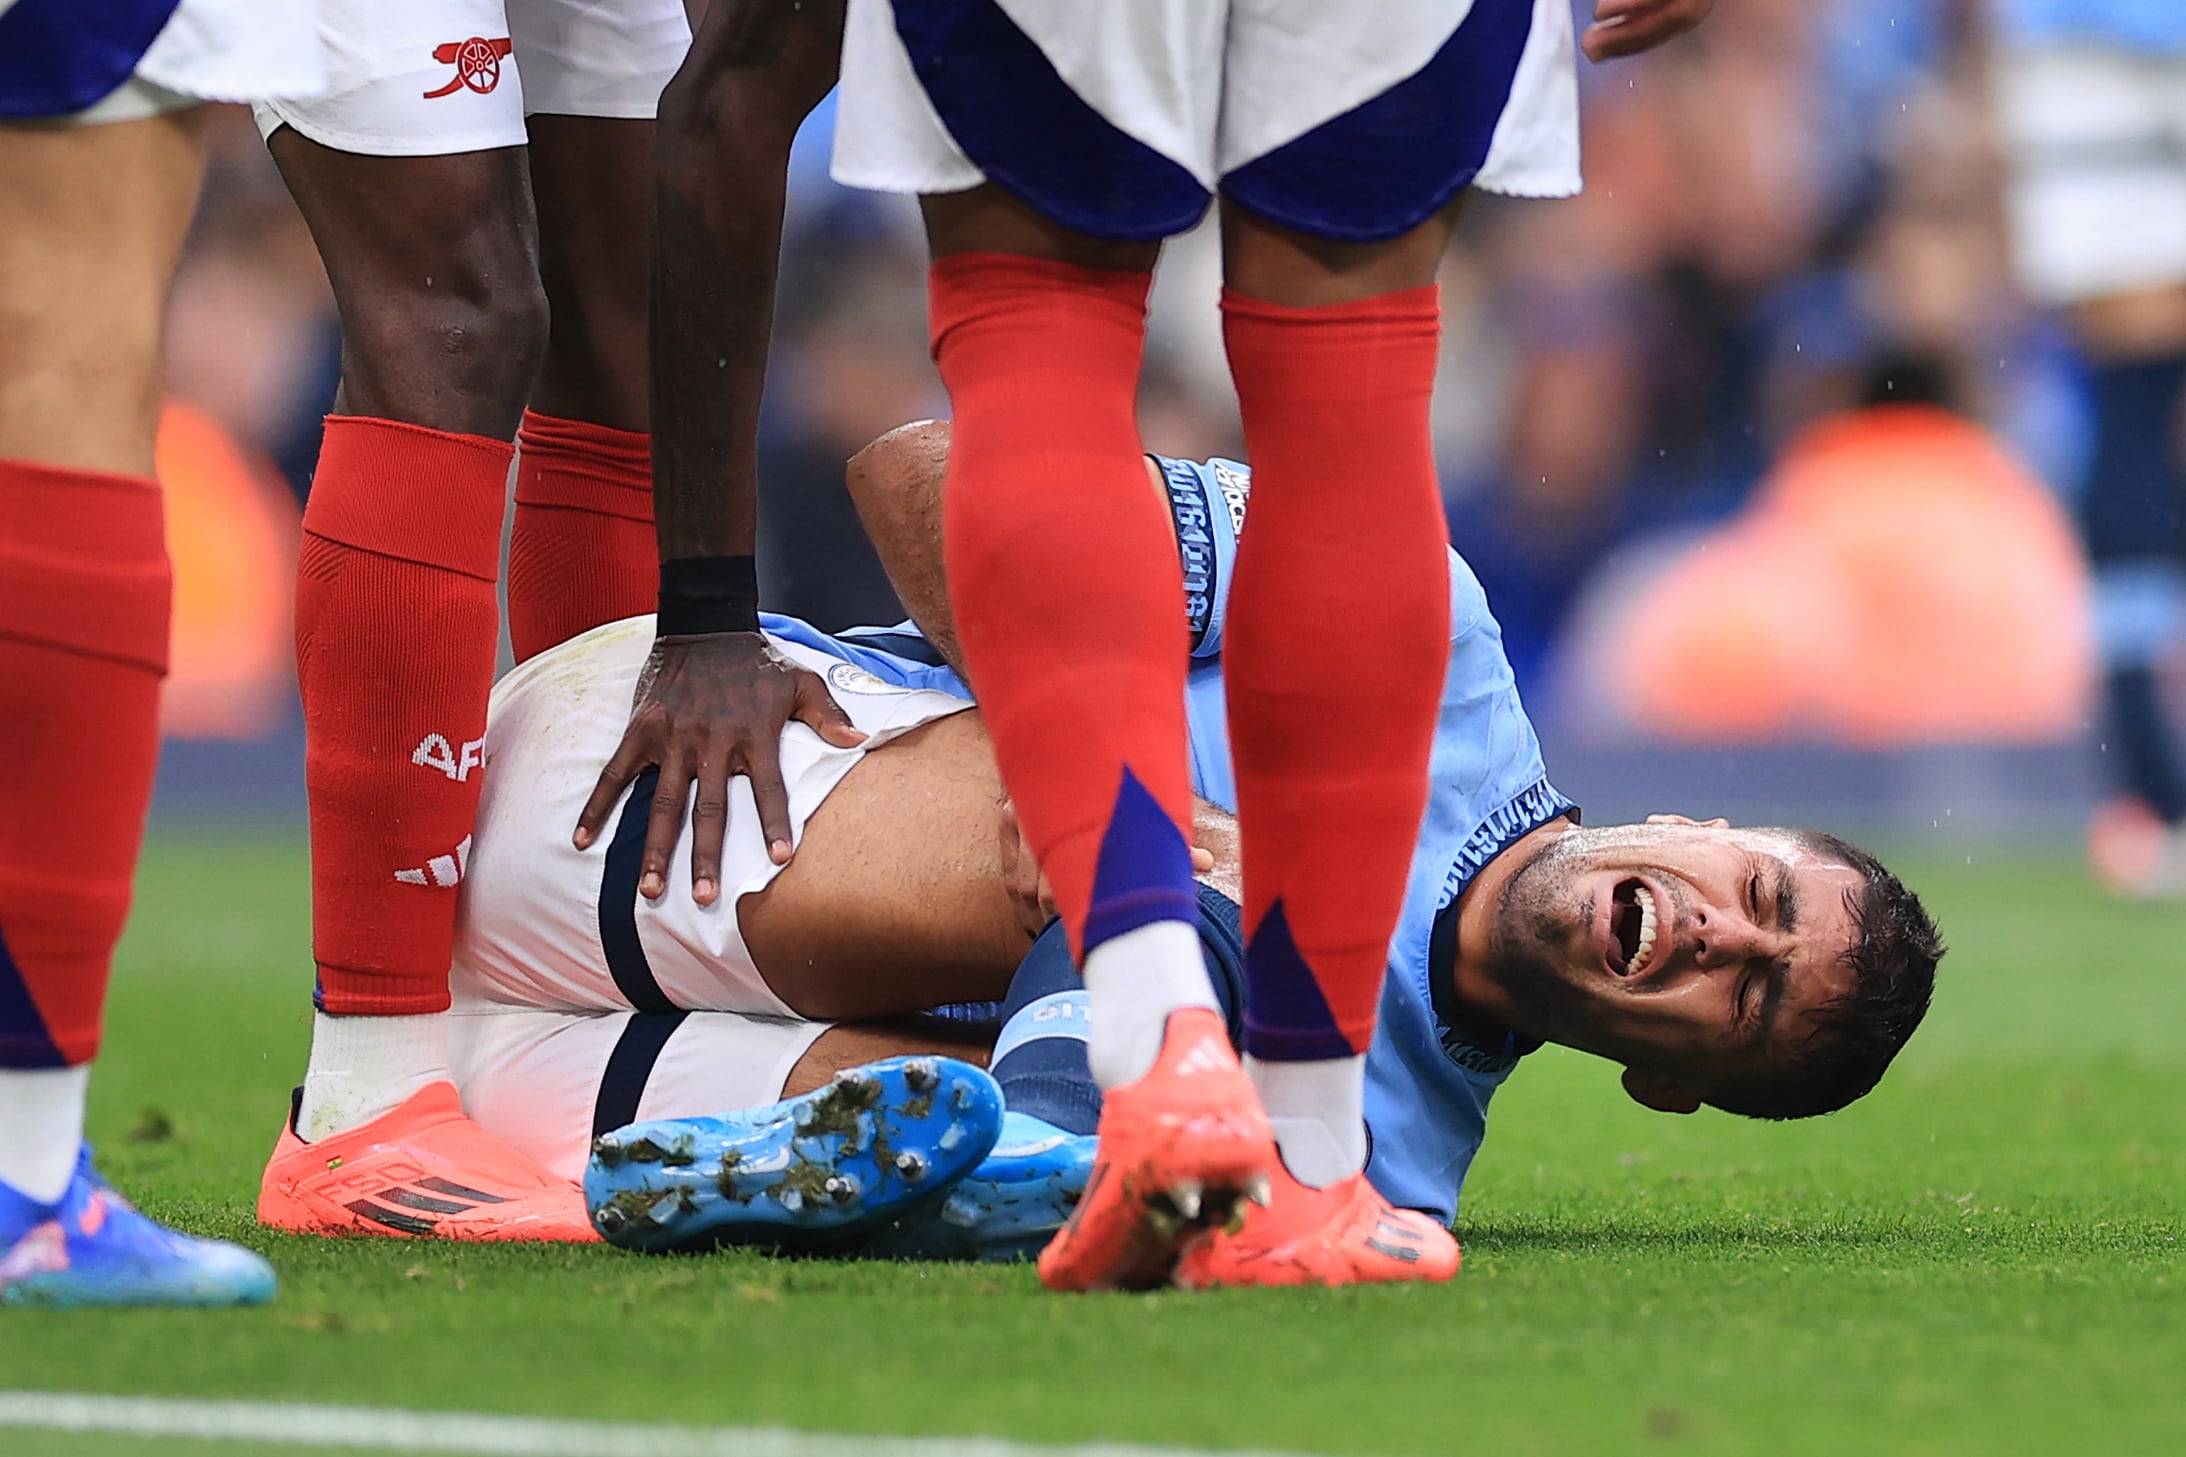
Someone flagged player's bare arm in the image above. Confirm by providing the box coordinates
[844,419,1177,688]
[1580,0,1718,63]
[845,421,967,680]
[845,419,1232,889]
[576,0,859,898]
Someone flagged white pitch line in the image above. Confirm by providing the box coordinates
[0,1391,1313,1457]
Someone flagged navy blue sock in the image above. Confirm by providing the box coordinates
[2082,357,2186,561]
[990,883,1246,1134]
[2106,666,2186,823]
[2084,356,2186,821]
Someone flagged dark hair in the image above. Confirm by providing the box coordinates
[1707,831,1943,1121]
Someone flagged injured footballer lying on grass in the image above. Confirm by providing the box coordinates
[263,421,1943,1281]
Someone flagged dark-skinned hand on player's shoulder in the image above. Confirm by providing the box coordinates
[572,631,865,903]
[1581,0,1716,62]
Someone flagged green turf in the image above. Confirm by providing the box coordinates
[4,827,2182,1455]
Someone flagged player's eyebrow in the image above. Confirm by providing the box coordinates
[1774,863,1799,934]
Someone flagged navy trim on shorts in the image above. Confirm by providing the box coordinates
[600,769,680,1015]
[836,628,950,668]
[1222,0,1537,243]
[888,0,1210,241]
[0,0,182,119]
[0,922,67,1069]
[591,1012,691,1138]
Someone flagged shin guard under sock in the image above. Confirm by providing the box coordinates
[297,416,510,1016]
[1220,286,1452,1110]
[509,410,656,664]
[0,459,170,1082]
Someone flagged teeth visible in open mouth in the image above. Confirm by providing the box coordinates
[1631,885,1657,973]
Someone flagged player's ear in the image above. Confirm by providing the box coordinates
[1644,813,1730,829]
[1621,1066,1703,1114]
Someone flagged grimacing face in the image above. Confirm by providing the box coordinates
[1474,817,1867,1111]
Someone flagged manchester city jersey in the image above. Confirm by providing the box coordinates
[764,455,1573,1224]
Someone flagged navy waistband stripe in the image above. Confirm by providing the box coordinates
[592,1012,690,1138]
[600,768,680,1015]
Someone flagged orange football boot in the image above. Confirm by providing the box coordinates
[1037,1007,1276,1292]
[1173,1163,1459,1290]
[258,1082,597,1242]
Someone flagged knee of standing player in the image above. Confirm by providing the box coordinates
[338,232,550,435]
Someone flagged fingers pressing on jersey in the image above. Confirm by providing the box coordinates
[1581,0,1716,62]
[574,637,868,891]
[794,673,869,752]
[574,727,656,852]
[741,746,795,871]
[687,752,732,903]
[642,763,694,901]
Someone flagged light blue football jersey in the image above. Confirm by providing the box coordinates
[765,455,1573,1224]
[1994,0,2186,52]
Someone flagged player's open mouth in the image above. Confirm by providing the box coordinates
[1607,878,1661,979]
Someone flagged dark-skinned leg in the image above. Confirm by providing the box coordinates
[527,115,652,431]
[508,116,659,662]
[268,136,547,434]
[1214,196,1464,1189]
[268,134,546,1137]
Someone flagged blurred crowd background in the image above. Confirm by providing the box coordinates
[152,0,2186,875]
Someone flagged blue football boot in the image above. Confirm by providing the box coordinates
[870,1112,1095,1263]
[584,1057,1003,1254]
[0,1147,277,1308]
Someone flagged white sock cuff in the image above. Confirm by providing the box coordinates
[1082,920,1219,1090]
[1246,1053,1369,1188]
[295,1010,454,1143]
[0,1063,92,1205]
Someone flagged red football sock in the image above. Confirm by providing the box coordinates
[297,416,510,1017]
[0,459,170,1067]
[1220,286,1453,1060]
[508,410,655,664]
[929,253,1196,958]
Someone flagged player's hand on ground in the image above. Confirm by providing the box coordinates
[1581,0,1716,62]
[573,632,864,902]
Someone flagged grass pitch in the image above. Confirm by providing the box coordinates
[4,826,2182,1455]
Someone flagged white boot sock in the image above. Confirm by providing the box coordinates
[1082,920,1220,1090]
[294,1011,453,1142]
[0,1064,92,1204]
[1246,1053,1368,1189]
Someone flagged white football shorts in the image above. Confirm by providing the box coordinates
[2,0,324,125]
[251,0,689,157]
[450,1008,828,1183]
[1995,45,2186,304]
[833,0,1580,241]
[450,616,974,1019]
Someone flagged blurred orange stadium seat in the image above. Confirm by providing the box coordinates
[155,399,298,739]
[1562,405,2094,745]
